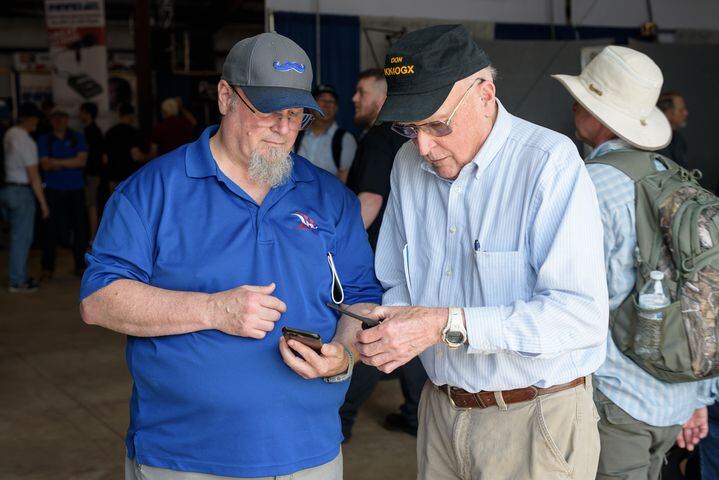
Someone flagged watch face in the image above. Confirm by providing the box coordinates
[445,331,465,344]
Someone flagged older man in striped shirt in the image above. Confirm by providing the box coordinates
[356,25,608,479]
[554,46,714,480]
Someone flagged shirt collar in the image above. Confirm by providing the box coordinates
[470,98,511,179]
[185,125,314,183]
[417,98,512,181]
[587,138,632,160]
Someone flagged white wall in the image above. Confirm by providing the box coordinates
[567,0,719,30]
[267,0,555,25]
[266,0,719,31]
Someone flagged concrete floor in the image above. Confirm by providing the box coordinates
[0,247,417,479]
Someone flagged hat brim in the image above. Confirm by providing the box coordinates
[242,86,324,117]
[377,83,454,124]
[552,74,671,151]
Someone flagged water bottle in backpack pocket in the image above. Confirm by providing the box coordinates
[634,271,671,361]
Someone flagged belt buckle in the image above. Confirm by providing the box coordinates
[445,385,473,411]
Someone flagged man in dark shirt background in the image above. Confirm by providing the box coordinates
[149,97,197,157]
[657,91,689,168]
[342,68,427,441]
[104,104,148,190]
[79,102,103,243]
[347,69,407,250]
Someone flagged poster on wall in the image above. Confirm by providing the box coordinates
[13,52,54,106]
[44,0,109,117]
[18,73,54,106]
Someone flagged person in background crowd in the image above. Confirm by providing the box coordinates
[358,25,608,479]
[1,102,49,292]
[79,102,103,244]
[80,32,382,479]
[696,400,719,479]
[33,99,54,139]
[341,68,427,441]
[657,91,689,168]
[295,84,357,183]
[149,97,197,157]
[554,46,713,480]
[38,106,88,279]
[104,104,147,191]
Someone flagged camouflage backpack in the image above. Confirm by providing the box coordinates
[588,150,719,382]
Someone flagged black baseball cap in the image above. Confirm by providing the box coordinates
[222,32,323,116]
[377,25,491,123]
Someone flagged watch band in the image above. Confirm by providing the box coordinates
[323,346,354,383]
[443,307,467,349]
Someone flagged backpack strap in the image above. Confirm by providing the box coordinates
[586,150,679,181]
[331,128,346,170]
[293,130,306,154]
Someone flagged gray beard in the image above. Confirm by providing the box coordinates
[247,147,293,187]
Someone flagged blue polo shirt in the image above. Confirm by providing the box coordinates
[38,130,87,190]
[80,126,383,477]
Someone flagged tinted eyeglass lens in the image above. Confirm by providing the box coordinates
[391,124,418,138]
[300,113,314,130]
[391,121,453,139]
[426,122,452,137]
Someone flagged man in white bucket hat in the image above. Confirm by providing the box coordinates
[554,46,715,480]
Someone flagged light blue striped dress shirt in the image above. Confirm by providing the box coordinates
[587,139,715,427]
[375,100,609,392]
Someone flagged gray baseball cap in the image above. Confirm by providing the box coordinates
[222,32,323,116]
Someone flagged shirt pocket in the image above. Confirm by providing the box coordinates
[474,250,532,306]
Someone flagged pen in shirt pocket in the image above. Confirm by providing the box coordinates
[473,239,481,253]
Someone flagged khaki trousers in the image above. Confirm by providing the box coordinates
[594,389,682,480]
[417,378,600,480]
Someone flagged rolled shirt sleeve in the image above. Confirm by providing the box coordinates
[81,191,154,301]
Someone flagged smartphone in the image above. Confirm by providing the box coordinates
[282,326,323,353]
[325,302,381,329]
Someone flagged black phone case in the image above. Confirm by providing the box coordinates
[282,326,323,352]
[325,302,381,329]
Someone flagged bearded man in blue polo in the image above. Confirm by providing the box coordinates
[80,33,382,479]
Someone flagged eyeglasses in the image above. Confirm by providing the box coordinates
[229,84,314,131]
[391,78,485,139]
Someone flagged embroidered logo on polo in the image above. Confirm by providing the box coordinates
[384,56,415,76]
[273,61,306,73]
[291,211,318,230]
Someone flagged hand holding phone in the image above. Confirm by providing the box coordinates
[326,303,381,330]
[282,326,323,353]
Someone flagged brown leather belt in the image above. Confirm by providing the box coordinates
[434,377,585,409]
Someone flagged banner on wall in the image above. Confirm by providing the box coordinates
[44,0,109,115]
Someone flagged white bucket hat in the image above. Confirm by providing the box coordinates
[552,45,671,151]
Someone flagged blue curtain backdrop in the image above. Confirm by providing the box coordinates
[274,11,360,135]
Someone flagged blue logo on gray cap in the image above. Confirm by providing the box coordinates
[273,61,306,73]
